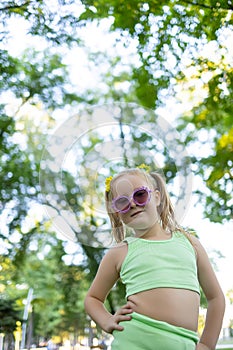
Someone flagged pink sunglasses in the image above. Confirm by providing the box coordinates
[112,186,156,213]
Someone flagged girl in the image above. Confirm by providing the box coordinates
[84,168,225,349]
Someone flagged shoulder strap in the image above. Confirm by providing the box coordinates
[123,236,137,244]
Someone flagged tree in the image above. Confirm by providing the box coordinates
[0,298,21,334]
[0,43,85,261]
[6,231,90,343]
[77,0,233,222]
[1,1,231,232]
[0,114,38,258]
[0,0,80,46]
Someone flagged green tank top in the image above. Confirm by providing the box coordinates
[120,231,200,298]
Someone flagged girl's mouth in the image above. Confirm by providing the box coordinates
[131,211,143,217]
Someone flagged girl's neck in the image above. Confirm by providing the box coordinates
[134,223,171,241]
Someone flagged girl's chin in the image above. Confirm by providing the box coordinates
[128,223,150,233]
[126,219,160,233]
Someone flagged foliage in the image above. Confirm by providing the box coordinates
[77,0,233,222]
[79,0,233,102]
[0,298,21,333]
[0,48,83,109]
[0,0,81,46]
[5,233,90,339]
[0,114,39,252]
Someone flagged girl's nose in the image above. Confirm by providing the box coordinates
[130,197,137,208]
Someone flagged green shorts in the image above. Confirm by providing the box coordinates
[111,312,199,350]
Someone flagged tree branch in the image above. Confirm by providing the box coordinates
[0,1,31,12]
[179,0,233,11]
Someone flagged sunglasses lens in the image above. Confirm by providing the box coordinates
[114,197,130,212]
[133,189,149,205]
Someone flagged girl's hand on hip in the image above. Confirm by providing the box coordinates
[105,302,132,333]
[196,343,211,350]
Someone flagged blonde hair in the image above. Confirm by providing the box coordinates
[105,168,187,243]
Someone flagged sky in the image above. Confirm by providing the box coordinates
[3,11,233,327]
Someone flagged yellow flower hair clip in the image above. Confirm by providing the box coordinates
[137,163,151,172]
[105,176,113,192]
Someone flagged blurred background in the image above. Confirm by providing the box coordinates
[0,1,232,349]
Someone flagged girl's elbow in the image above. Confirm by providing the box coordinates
[208,289,226,310]
[218,292,226,319]
[84,294,91,313]
[217,288,226,306]
[220,290,226,309]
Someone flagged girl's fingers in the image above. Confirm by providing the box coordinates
[114,316,131,331]
[123,302,133,309]
[116,305,133,315]
[120,308,133,314]
[114,324,124,331]
[116,314,132,323]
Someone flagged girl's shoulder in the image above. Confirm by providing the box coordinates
[185,233,206,259]
[185,233,201,247]
[105,240,128,273]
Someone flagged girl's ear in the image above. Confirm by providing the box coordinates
[154,189,161,207]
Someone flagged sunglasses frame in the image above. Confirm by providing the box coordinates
[112,186,155,214]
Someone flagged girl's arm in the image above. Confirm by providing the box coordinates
[84,245,132,333]
[192,236,225,350]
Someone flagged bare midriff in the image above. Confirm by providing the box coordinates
[127,287,200,332]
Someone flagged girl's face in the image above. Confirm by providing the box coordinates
[112,174,161,235]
